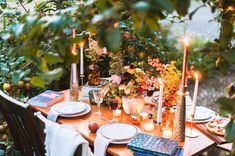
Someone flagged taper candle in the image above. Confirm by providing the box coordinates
[157,78,164,125]
[182,37,189,87]
[72,29,77,55]
[71,63,77,84]
[80,43,84,75]
[191,72,199,117]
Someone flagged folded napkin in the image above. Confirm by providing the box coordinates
[47,109,60,122]
[45,122,93,156]
[94,134,111,156]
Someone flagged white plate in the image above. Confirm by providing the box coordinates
[186,112,217,123]
[97,125,142,144]
[186,106,213,121]
[51,102,91,117]
[100,123,138,141]
[54,101,86,115]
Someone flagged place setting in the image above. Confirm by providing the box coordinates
[47,101,91,122]
[94,123,142,156]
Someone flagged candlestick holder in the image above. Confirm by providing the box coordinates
[173,85,186,142]
[80,74,84,86]
[70,64,79,101]
[185,115,199,138]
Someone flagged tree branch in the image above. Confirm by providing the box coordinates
[18,0,28,13]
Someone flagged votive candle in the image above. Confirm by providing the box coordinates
[113,109,122,117]
[163,129,173,139]
[144,123,154,132]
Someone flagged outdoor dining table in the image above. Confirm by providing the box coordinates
[32,90,220,156]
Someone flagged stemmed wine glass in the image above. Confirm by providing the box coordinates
[108,98,119,123]
[93,90,104,115]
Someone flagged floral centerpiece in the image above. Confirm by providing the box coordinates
[109,65,149,114]
[147,58,194,107]
[108,58,194,112]
[85,37,107,86]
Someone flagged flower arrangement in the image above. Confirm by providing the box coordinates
[147,59,181,107]
[108,65,150,97]
[147,58,194,107]
[108,58,194,107]
[85,37,107,62]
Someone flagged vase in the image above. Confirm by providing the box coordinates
[122,96,145,115]
[88,61,100,86]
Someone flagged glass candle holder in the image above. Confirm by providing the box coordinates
[70,63,79,101]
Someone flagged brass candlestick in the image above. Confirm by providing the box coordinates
[80,74,84,86]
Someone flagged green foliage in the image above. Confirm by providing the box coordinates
[217,83,235,150]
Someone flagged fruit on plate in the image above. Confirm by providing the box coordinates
[206,117,230,136]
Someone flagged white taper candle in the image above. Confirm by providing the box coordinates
[80,43,84,75]
[157,78,164,124]
[71,63,77,84]
[191,73,199,117]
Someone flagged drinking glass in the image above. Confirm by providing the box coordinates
[108,98,119,123]
[92,90,104,115]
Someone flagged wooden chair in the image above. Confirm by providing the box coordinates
[0,90,45,156]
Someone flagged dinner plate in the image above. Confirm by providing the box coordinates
[97,124,142,144]
[54,101,86,115]
[51,102,91,117]
[186,106,213,121]
[101,123,138,141]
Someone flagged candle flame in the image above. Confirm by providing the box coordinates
[194,71,201,80]
[158,78,163,85]
[71,44,77,56]
[80,42,84,48]
[183,36,190,46]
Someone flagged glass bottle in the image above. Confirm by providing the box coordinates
[88,61,100,86]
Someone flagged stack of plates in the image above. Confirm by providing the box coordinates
[97,123,142,144]
[51,101,91,117]
[186,106,216,123]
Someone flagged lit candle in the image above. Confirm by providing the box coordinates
[72,29,77,55]
[191,72,200,117]
[182,36,190,88]
[71,63,77,84]
[157,78,164,125]
[80,42,84,75]
[140,112,148,120]
[163,129,173,139]
[144,123,154,132]
[113,109,122,117]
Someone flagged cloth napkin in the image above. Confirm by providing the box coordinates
[44,121,93,156]
[47,109,60,122]
[94,134,111,156]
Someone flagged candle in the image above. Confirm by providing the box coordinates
[140,112,148,120]
[163,129,173,139]
[113,109,122,117]
[72,29,77,55]
[72,28,76,38]
[157,78,164,125]
[80,42,84,75]
[144,123,154,132]
[191,72,199,117]
[181,36,190,88]
[71,63,77,84]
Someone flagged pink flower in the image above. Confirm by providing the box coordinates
[111,75,122,84]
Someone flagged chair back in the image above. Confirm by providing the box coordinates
[0,90,45,156]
